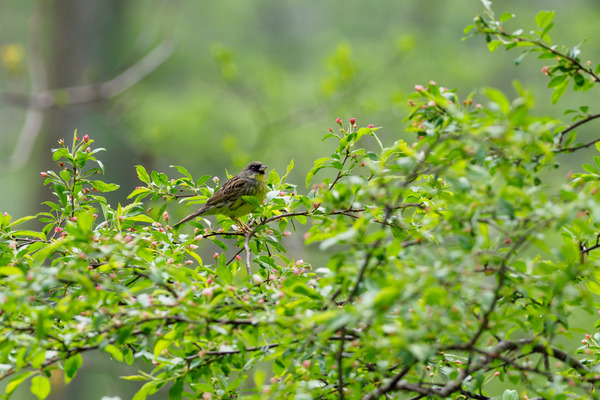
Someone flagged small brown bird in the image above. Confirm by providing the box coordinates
[173,161,268,231]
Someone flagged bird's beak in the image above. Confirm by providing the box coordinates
[259,165,268,172]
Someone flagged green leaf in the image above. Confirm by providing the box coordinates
[254,369,265,389]
[241,195,261,207]
[30,376,51,400]
[594,156,600,171]
[268,169,281,186]
[127,187,152,200]
[52,148,70,162]
[125,214,156,223]
[5,371,35,397]
[535,10,555,29]
[135,165,151,184]
[64,353,83,384]
[91,180,120,192]
[170,165,192,179]
[306,157,331,187]
[354,127,371,143]
[547,74,567,88]
[487,40,502,52]
[216,264,233,284]
[290,283,322,300]
[7,215,37,227]
[132,382,159,400]
[168,379,184,400]
[423,286,447,305]
[586,281,600,296]
[196,175,211,186]
[582,164,598,175]
[0,266,24,276]
[551,79,569,104]
[483,87,510,114]
[499,12,514,23]
[502,389,519,400]
[11,230,47,240]
[104,344,124,362]
[120,375,149,381]
[281,158,294,183]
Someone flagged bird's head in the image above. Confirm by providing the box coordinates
[241,161,267,180]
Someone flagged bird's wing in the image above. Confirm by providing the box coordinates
[206,175,246,206]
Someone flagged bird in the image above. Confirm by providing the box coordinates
[173,161,268,231]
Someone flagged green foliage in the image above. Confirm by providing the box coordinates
[3,3,600,399]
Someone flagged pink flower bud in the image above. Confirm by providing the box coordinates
[349,117,356,125]
[335,117,342,125]
[213,252,219,259]
[54,227,63,233]
[328,127,334,132]
[83,134,89,142]
[427,100,436,107]
[235,254,242,260]
[541,66,550,76]
[163,211,169,221]
[302,360,311,368]
[282,231,291,237]
[429,80,436,86]
[40,172,48,178]
[414,84,424,92]
[368,124,374,128]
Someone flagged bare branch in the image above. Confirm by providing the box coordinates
[4,4,47,173]
[1,38,175,111]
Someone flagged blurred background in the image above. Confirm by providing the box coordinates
[1,0,599,398]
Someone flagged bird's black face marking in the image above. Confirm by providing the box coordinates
[246,161,267,175]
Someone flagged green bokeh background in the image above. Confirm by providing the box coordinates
[1,1,599,398]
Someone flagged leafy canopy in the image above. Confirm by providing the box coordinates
[3,3,600,400]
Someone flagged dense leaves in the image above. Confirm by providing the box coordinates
[3,3,600,400]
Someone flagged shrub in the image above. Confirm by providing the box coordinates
[2,4,600,400]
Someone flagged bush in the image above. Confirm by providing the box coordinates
[2,4,600,400]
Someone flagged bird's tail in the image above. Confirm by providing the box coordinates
[173,210,201,229]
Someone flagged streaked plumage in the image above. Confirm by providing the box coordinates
[173,161,268,229]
